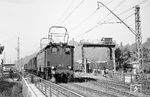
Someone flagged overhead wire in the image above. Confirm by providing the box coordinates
[137,0,150,9]
[117,7,134,16]
[98,0,115,8]
[70,0,115,32]
[122,13,135,21]
[70,9,98,32]
[137,0,149,5]
[74,19,121,39]
[102,0,149,23]
[98,13,135,24]
[142,1,150,8]
[75,0,128,39]
[68,0,147,39]
[97,0,127,24]
[99,6,134,25]
[56,0,74,25]
[60,0,85,24]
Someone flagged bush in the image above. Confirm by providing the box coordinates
[0,80,23,97]
[11,83,23,97]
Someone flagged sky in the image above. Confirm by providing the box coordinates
[0,0,149,63]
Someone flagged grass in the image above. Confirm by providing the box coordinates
[0,79,23,97]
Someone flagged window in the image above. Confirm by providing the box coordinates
[65,48,71,55]
[52,47,57,53]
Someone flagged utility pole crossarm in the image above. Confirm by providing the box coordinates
[97,1,136,36]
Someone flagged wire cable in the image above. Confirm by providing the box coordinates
[122,13,135,21]
[103,0,148,24]
[74,1,136,39]
[97,0,127,24]
[137,0,149,5]
[98,0,115,8]
[117,7,134,16]
[70,0,115,33]
[70,9,98,32]
[74,0,145,39]
[60,0,85,24]
[56,0,74,25]
[102,6,134,23]
[102,13,135,24]
[76,0,127,37]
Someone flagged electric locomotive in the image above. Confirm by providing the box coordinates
[25,26,74,83]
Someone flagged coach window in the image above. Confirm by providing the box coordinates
[65,47,70,55]
[52,47,57,53]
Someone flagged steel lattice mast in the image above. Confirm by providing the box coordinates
[97,2,143,76]
[135,5,143,74]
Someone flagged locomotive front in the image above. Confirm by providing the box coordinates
[46,43,74,82]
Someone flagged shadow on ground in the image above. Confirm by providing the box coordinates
[70,77,97,83]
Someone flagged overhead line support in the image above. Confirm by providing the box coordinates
[97,1,144,82]
[97,1,136,36]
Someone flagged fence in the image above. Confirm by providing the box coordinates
[27,73,84,97]
[22,75,38,97]
[21,71,150,96]
[141,82,150,95]
[108,71,140,83]
[107,71,150,95]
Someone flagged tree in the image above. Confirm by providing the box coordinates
[0,45,4,54]
[115,48,123,70]
[121,47,132,72]
[115,47,132,72]
[142,47,150,63]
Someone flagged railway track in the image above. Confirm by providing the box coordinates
[28,73,146,97]
[90,78,145,97]
[97,79,130,91]
[60,83,118,97]
[89,81,138,97]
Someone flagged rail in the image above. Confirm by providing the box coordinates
[26,73,84,97]
[107,71,150,95]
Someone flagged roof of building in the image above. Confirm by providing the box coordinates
[3,64,15,67]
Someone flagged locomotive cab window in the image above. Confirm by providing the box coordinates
[65,47,71,55]
[52,47,58,53]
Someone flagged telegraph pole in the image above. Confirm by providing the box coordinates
[17,37,20,71]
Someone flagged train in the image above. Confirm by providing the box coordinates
[24,26,74,83]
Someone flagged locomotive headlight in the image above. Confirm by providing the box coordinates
[68,66,72,69]
[51,66,55,70]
